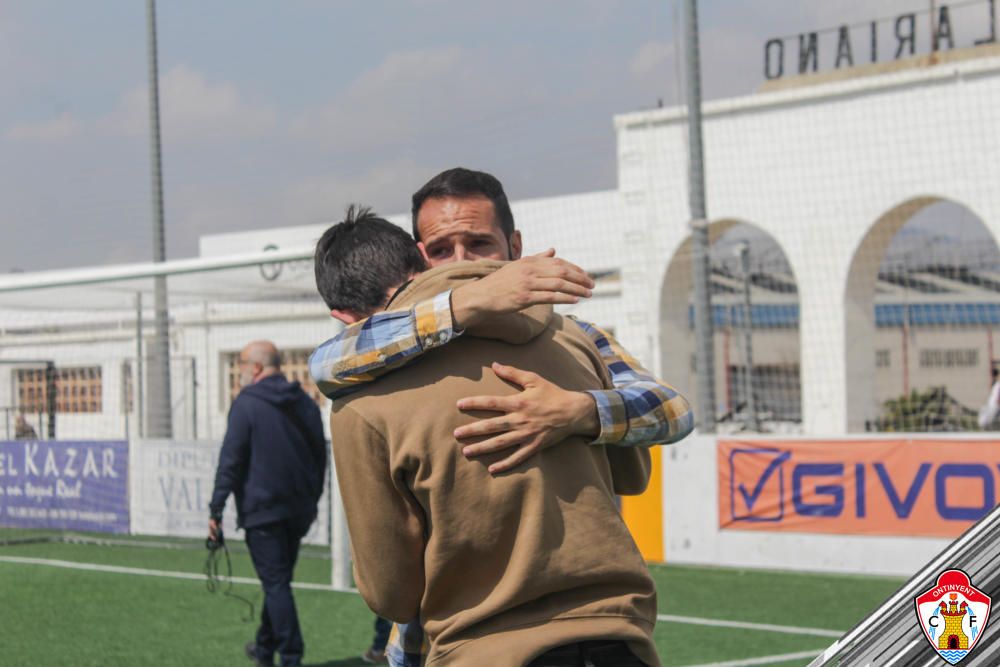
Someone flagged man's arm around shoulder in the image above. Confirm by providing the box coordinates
[309,252,594,399]
[572,317,694,447]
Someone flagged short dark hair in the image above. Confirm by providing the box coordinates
[410,167,515,242]
[314,205,427,314]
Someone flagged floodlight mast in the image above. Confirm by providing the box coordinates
[684,0,716,433]
[146,0,172,438]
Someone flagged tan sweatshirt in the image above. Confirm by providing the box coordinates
[330,261,659,667]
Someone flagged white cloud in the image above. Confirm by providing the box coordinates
[279,159,432,224]
[290,46,463,148]
[4,111,81,142]
[290,46,531,151]
[349,46,464,100]
[103,65,276,141]
[168,159,433,258]
[631,40,675,79]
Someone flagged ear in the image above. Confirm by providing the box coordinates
[329,308,362,325]
[417,241,432,263]
[508,230,523,260]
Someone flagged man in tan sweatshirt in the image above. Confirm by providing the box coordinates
[320,208,659,667]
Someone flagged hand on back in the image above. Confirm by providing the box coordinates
[455,362,600,474]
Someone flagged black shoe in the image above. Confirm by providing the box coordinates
[245,642,274,667]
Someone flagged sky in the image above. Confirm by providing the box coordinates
[0,0,994,272]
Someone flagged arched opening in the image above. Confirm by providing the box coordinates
[660,220,801,432]
[845,198,1000,432]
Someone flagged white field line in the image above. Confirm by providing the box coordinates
[0,555,336,591]
[683,649,825,667]
[0,556,846,640]
[657,614,843,638]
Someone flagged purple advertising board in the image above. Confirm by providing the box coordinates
[0,440,129,534]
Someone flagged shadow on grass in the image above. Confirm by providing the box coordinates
[304,658,369,667]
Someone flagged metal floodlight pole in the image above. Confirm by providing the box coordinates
[736,242,759,431]
[146,0,172,438]
[135,292,145,438]
[45,361,56,439]
[684,0,716,432]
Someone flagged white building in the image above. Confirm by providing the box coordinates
[3,45,1000,440]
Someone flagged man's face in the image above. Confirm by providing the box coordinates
[416,195,522,266]
[237,351,258,388]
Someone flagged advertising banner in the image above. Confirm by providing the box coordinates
[719,439,1000,538]
[130,439,330,545]
[0,440,129,533]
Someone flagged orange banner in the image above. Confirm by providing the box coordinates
[718,439,1000,538]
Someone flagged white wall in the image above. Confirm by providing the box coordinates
[9,54,1000,442]
[617,54,1000,435]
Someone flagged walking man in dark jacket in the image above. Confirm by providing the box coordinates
[208,340,326,667]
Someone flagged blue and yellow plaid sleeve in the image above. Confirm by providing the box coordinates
[385,621,428,667]
[309,291,458,399]
[571,317,694,447]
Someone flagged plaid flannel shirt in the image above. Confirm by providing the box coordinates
[385,622,427,667]
[309,289,693,446]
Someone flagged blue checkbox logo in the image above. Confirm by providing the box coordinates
[729,448,791,522]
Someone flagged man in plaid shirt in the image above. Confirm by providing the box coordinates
[311,169,692,470]
[310,169,693,666]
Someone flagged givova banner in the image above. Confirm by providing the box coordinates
[0,440,129,533]
[719,438,1000,538]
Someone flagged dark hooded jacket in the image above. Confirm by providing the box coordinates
[210,374,326,529]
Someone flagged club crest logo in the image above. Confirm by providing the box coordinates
[914,570,991,665]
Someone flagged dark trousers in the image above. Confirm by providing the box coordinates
[526,640,648,667]
[372,616,393,652]
[245,515,313,667]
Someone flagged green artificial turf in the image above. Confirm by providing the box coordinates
[0,532,904,666]
[652,563,903,631]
